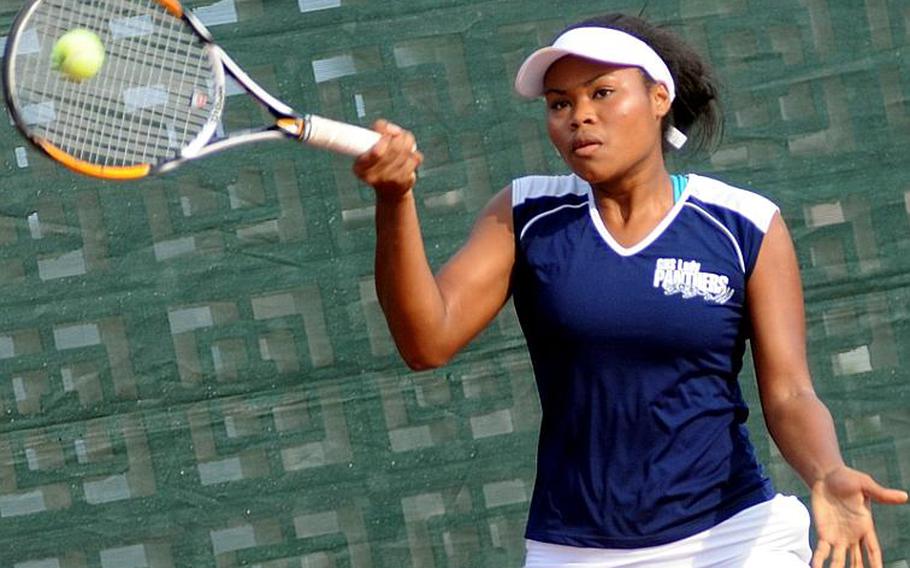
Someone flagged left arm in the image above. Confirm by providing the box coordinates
[747,213,908,568]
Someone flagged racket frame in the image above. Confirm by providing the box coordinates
[3,0,377,180]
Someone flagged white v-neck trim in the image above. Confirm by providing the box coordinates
[585,176,692,256]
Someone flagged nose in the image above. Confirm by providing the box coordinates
[570,98,596,129]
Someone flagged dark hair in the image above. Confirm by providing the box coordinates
[562,13,723,153]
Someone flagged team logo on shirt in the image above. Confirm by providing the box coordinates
[653,258,734,305]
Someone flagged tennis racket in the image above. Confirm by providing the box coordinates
[2,0,382,180]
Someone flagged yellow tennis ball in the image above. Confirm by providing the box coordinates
[51,29,105,81]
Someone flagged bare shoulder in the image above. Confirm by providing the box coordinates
[751,212,796,277]
[438,185,515,287]
[432,186,517,353]
[475,185,514,228]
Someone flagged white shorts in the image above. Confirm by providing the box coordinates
[524,494,811,568]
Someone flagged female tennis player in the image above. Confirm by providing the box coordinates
[353,13,907,568]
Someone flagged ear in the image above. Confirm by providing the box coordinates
[650,82,672,120]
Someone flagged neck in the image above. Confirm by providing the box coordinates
[589,156,673,223]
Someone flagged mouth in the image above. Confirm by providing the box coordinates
[571,138,602,156]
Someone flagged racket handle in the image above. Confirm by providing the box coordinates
[304,114,381,156]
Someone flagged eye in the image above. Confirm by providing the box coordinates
[593,87,614,99]
[547,99,570,111]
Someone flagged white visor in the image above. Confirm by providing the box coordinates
[514,27,687,148]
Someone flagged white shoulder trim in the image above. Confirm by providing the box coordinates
[683,203,746,272]
[686,174,779,233]
[520,201,589,241]
[512,174,587,207]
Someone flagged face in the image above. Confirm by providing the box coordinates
[543,55,670,185]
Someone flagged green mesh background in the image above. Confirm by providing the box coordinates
[0,0,907,566]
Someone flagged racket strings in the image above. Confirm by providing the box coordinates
[9,0,216,168]
[148,4,196,163]
[61,1,112,163]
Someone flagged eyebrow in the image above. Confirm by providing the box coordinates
[544,71,617,96]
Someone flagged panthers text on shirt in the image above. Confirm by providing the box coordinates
[653,258,734,305]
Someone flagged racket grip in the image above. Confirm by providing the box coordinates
[304,115,381,156]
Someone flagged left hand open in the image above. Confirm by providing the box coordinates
[810,466,908,568]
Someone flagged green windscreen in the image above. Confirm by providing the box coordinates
[0,1,907,566]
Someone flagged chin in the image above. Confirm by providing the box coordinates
[568,164,612,185]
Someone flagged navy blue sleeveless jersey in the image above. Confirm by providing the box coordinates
[511,173,778,549]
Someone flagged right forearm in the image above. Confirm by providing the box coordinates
[358,125,513,369]
[374,191,449,367]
